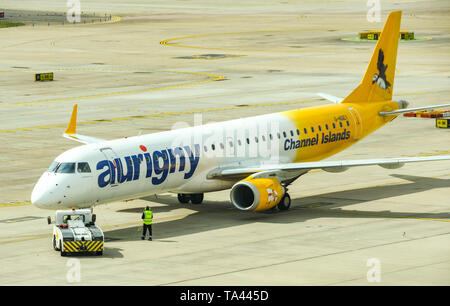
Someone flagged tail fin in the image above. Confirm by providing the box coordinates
[343,11,402,103]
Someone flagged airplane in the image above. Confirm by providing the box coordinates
[32,11,450,212]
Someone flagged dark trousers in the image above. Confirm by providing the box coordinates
[142,224,152,238]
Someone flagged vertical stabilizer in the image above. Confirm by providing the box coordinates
[343,11,402,103]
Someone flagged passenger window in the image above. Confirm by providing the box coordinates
[346,121,350,126]
[77,162,91,173]
[211,144,215,150]
[311,127,315,133]
[303,128,307,134]
[318,125,322,132]
[255,137,258,143]
[339,122,343,128]
[290,130,294,137]
[296,129,300,136]
[246,138,250,144]
[204,145,208,152]
[333,123,336,129]
[269,134,273,140]
[238,139,242,146]
[325,124,329,130]
[262,135,266,142]
[283,131,286,138]
[56,163,75,173]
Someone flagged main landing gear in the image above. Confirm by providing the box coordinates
[177,193,204,204]
[277,193,291,211]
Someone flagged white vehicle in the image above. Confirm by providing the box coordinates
[50,208,104,256]
[32,11,450,213]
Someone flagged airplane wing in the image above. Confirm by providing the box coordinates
[63,104,105,144]
[379,103,450,116]
[317,93,343,104]
[207,155,450,180]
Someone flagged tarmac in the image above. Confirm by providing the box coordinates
[0,0,449,285]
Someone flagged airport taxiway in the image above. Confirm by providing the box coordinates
[0,0,449,285]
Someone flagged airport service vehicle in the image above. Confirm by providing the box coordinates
[32,11,450,213]
[50,208,104,256]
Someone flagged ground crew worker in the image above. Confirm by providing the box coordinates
[141,206,153,241]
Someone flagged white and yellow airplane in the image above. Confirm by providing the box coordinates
[32,11,450,211]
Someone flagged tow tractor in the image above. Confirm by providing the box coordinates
[48,208,104,256]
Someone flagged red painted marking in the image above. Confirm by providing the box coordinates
[140,145,147,152]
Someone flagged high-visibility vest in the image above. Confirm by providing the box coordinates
[143,210,153,225]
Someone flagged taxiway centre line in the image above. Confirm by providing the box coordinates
[0,70,225,108]
[302,204,450,223]
[160,29,341,53]
[0,98,320,133]
[0,202,31,208]
[0,213,191,245]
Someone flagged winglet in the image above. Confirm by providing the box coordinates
[65,104,78,135]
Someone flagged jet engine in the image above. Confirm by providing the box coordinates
[230,177,284,212]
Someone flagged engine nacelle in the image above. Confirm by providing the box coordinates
[230,177,284,212]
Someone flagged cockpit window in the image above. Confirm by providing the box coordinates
[77,162,91,173]
[56,163,76,173]
[46,161,59,172]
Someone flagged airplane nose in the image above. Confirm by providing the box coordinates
[31,182,48,208]
[31,173,57,209]
[31,188,44,207]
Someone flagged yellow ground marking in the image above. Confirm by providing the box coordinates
[303,203,450,222]
[0,69,225,108]
[406,151,450,157]
[0,213,190,245]
[302,172,450,223]
[160,30,437,53]
[0,202,31,208]
[0,234,50,245]
[0,98,320,133]
[160,30,342,53]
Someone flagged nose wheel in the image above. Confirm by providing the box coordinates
[177,193,204,204]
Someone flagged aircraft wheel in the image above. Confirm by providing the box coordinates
[190,193,204,204]
[177,193,190,204]
[277,193,291,211]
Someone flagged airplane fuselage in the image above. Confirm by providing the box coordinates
[31,100,399,209]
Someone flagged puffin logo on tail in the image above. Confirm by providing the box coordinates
[372,49,391,90]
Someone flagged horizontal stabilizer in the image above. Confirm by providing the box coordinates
[63,133,105,144]
[379,103,450,116]
[317,93,343,104]
[63,104,105,144]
